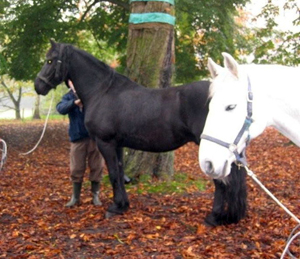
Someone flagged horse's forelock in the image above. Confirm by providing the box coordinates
[208,73,227,98]
[208,70,241,99]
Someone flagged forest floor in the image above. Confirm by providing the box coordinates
[0,120,299,258]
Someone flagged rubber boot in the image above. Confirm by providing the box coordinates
[65,182,82,207]
[124,175,131,184]
[91,181,102,206]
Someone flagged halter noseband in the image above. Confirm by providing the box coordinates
[37,44,66,89]
[201,76,253,167]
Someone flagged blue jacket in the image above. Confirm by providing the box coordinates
[56,90,90,142]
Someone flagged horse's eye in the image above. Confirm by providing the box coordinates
[225,104,237,111]
[47,60,52,64]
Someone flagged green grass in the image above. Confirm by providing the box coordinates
[0,114,67,122]
[40,114,67,120]
[101,172,206,195]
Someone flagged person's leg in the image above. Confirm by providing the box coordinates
[66,139,88,207]
[88,139,104,206]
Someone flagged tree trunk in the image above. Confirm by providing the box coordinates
[13,86,22,120]
[124,1,175,181]
[0,77,22,120]
[32,95,41,119]
[15,107,21,120]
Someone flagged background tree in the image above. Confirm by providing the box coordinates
[250,0,299,66]
[0,0,79,119]
[0,0,250,84]
[0,76,22,119]
[123,0,175,180]
[32,95,41,120]
[175,0,249,80]
[0,75,33,119]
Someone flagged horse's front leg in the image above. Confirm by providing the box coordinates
[116,148,131,184]
[204,179,226,226]
[96,139,129,217]
[204,163,247,226]
[225,164,247,224]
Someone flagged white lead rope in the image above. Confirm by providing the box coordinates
[244,166,299,259]
[245,166,300,224]
[0,138,7,171]
[20,92,54,156]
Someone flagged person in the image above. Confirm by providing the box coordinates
[56,81,104,207]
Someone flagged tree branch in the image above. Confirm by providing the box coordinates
[0,77,21,107]
[79,0,129,24]
[1,78,16,105]
[106,0,129,10]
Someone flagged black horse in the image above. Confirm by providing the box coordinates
[34,40,247,226]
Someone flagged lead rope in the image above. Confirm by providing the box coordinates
[0,138,7,171]
[244,165,300,258]
[20,91,54,156]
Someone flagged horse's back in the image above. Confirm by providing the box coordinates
[85,78,210,152]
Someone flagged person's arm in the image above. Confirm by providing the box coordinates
[56,92,77,115]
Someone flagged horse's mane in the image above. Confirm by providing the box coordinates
[69,45,114,73]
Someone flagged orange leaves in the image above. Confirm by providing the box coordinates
[0,122,299,258]
[196,224,207,235]
[182,245,198,258]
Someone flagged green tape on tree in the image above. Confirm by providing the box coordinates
[129,13,175,25]
[130,0,174,5]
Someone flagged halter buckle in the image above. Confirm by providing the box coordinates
[234,161,245,170]
[228,143,237,153]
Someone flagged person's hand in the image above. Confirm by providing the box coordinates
[75,99,83,108]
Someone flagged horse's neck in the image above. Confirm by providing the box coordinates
[245,65,300,146]
[68,50,114,100]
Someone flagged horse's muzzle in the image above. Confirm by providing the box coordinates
[203,160,229,180]
[34,78,51,95]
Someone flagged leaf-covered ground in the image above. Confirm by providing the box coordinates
[0,120,299,258]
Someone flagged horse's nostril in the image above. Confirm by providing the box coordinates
[204,161,214,174]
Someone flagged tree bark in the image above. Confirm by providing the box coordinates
[124,1,175,181]
[32,95,41,119]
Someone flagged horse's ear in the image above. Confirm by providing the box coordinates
[222,52,239,79]
[207,57,222,79]
[50,39,56,48]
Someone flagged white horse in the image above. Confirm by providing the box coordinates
[199,52,300,179]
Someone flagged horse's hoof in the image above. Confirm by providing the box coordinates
[105,211,123,219]
[105,211,121,219]
[204,213,222,227]
[124,175,132,184]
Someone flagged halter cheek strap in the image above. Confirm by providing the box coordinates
[37,44,66,89]
[55,44,65,79]
[201,76,253,167]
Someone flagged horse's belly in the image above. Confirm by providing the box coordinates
[121,133,188,152]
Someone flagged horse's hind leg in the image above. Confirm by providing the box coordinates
[96,139,129,217]
[204,163,247,226]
